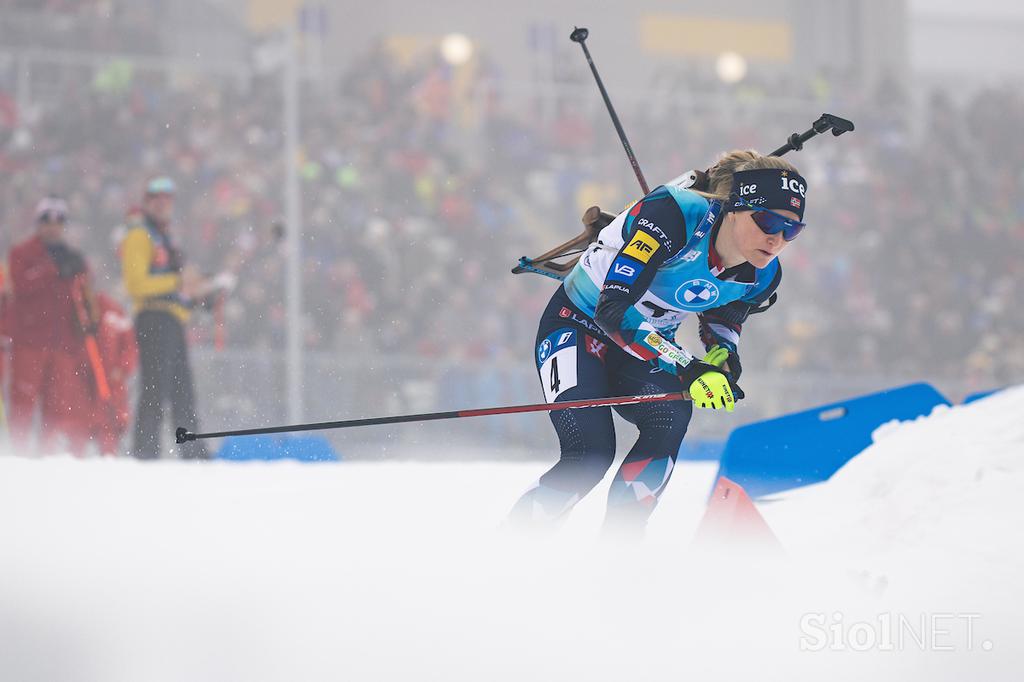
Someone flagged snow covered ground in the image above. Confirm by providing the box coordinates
[1,386,1022,681]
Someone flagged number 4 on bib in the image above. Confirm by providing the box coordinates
[537,328,579,402]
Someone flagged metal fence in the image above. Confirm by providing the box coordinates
[0,341,994,460]
[190,348,983,461]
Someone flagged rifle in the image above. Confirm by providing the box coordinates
[512,27,854,282]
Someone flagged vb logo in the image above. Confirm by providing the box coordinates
[613,263,636,277]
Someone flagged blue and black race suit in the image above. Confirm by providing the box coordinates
[509,186,781,529]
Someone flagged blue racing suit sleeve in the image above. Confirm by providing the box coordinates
[593,186,698,374]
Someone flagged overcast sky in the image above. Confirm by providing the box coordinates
[910,0,1024,18]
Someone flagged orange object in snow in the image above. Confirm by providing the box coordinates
[692,476,783,551]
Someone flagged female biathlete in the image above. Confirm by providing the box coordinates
[509,150,808,532]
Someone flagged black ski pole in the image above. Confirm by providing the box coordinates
[570,26,650,195]
[769,113,855,157]
[176,391,689,443]
[680,113,855,192]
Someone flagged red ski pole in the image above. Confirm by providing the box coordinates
[177,391,690,443]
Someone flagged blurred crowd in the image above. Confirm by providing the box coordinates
[780,86,1024,388]
[0,0,161,55]
[2,29,1022,449]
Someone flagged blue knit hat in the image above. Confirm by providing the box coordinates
[145,176,177,196]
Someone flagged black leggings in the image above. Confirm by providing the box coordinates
[510,286,692,529]
[131,310,208,460]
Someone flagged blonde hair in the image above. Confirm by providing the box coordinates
[691,150,801,202]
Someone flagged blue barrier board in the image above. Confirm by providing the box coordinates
[216,435,340,462]
[715,383,950,498]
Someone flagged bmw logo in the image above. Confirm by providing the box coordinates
[674,278,720,309]
[538,339,553,363]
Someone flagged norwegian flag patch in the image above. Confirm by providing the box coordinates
[790,197,802,208]
[584,334,608,361]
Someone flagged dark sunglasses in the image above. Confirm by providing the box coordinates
[732,197,805,241]
[39,210,67,224]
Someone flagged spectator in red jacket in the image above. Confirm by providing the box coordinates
[0,262,10,373]
[91,292,138,455]
[6,197,94,455]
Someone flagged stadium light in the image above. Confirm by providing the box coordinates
[440,33,474,65]
[716,51,747,84]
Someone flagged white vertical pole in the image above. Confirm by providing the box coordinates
[284,20,304,423]
[16,55,30,113]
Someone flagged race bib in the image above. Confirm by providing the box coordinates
[537,328,578,403]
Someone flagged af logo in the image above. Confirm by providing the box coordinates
[674,278,720,309]
[623,231,660,263]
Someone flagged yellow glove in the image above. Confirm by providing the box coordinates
[679,345,736,412]
[702,345,730,369]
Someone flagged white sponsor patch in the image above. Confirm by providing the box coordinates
[644,332,692,366]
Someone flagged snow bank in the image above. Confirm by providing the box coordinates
[762,385,1024,588]
[1,388,1022,681]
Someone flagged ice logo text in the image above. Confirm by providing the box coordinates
[781,177,806,197]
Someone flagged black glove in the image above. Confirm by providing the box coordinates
[676,358,725,388]
[727,375,745,401]
[48,244,87,279]
[722,350,745,401]
[723,349,742,381]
